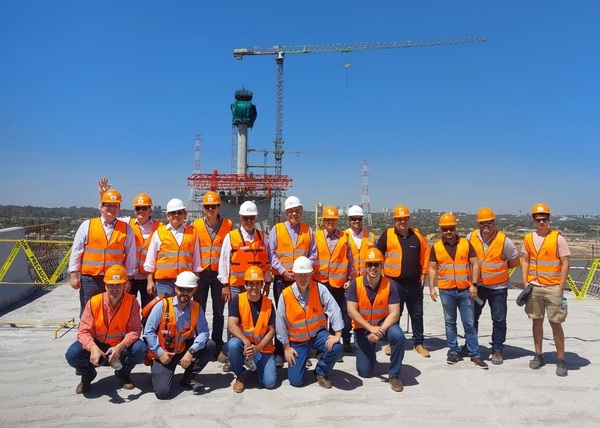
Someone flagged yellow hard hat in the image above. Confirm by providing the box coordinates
[133,193,152,207]
[322,206,339,219]
[101,189,122,205]
[393,205,410,218]
[244,266,265,282]
[203,191,221,205]
[104,265,128,284]
[476,207,495,222]
[439,213,457,227]
[531,203,551,215]
[365,248,384,263]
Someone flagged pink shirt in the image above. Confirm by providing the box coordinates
[77,293,142,351]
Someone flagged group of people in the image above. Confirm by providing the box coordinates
[65,179,571,398]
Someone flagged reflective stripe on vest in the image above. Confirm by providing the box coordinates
[81,218,128,276]
[434,238,472,289]
[238,292,274,353]
[130,219,162,275]
[469,230,509,286]
[90,293,135,347]
[383,227,429,277]
[194,217,232,271]
[524,230,562,285]
[282,282,327,343]
[346,228,375,278]
[154,225,195,280]
[275,222,311,271]
[147,298,200,359]
[352,275,391,330]
[229,229,271,287]
[313,230,350,288]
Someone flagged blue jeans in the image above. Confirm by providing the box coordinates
[474,287,508,352]
[390,278,425,345]
[354,325,406,378]
[287,329,343,387]
[194,270,225,348]
[79,275,105,317]
[326,284,352,344]
[65,339,147,381]
[227,337,277,389]
[439,288,480,358]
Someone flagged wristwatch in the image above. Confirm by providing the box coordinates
[472,282,479,287]
[188,348,197,357]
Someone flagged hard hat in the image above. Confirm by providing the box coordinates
[439,213,457,227]
[322,206,339,219]
[166,198,186,213]
[531,203,551,215]
[365,248,384,263]
[133,193,152,207]
[393,205,410,218]
[239,201,258,216]
[284,196,302,210]
[174,271,198,288]
[476,207,495,222]
[101,189,122,205]
[244,266,265,282]
[104,265,128,284]
[348,205,364,217]
[203,191,221,205]
[292,256,313,274]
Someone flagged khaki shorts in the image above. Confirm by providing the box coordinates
[525,284,567,323]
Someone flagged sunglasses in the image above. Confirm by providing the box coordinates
[441,227,455,232]
[534,217,549,223]
[241,216,256,221]
[168,210,185,216]
[395,217,409,222]
[204,204,219,210]
[479,220,493,226]
[134,206,150,211]
[176,286,194,294]
[365,262,380,268]
[349,217,363,222]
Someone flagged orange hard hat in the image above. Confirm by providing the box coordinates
[439,213,457,227]
[365,248,384,263]
[244,266,265,282]
[101,189,122,205]
[322,206,339,219]
[104,265,128,284]
[531,203,551,215]
[476,207,495,222]
[203,191,221,205]
[133,193,152,207]
[393,205,410,218]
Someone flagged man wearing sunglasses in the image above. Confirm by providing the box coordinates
[346,248,406,392]
[143,198,202,299]
[376,205,430,358]
[193,191,233,363]
[521,203,570,377]
[346,205,376,279]
[144,271,216,398]
[465,207,520,365]
[429,213,487,369]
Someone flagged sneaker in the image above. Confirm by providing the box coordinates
[315,372,332,389]
[217,351,228,364]
[275,355,284,368]
[556,359,568,377]
[471,358,489,370]
[446,353,461,365]
[337,355,344,363]
[75,372,97,394]
[222,361,232,372]
[414,344,430,358]
[115,370,135,390]
[384,344,391,356]
[389,377,404,392]
[305,358,313,367]
[491,351,503,365]
[233,376,245,393]
[459,345,469,358]
[343,342,353,353]
[529,353,545,370]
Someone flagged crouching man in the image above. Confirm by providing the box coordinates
[144,271,216,399]
[227,266,277,393]
[65,265,146,394]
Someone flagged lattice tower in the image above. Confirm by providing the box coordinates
[361,159,373,226]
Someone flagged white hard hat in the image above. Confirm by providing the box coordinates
[284,196,302,210]
[175,271,198,288]
[292,256,313,274]
[166,198,186,213]
[239,201,259,216]
[348,205,364,217]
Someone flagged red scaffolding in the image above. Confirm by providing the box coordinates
[187,169,292,197]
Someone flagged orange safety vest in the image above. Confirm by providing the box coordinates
[469,230,510,286]
[434,238,472,289]
[194,217,232,271]
[274,222,311,272]
[81,218,128,276]
[383,227,429,277]
[130,218,162,275]
[154,225,196,280]
[147,298,200,360]
[313,229,350,288]
[90,293,136,347]
[237,292,274,353]
[352,275,391,330]
[523,230,562,286]
[282,281,327,343]
[346,228,375,278]
[228,229,270,287]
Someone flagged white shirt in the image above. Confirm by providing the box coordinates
[218,228,272,284]
[143,223,202,273]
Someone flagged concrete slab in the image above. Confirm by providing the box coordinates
[0,285,598,427]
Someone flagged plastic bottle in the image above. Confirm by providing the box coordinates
[245,356,257,372]
[561,297,568,310]
[473,296,484,306]
[108,350,123,371]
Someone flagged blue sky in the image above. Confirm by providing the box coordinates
[1,1,599,215]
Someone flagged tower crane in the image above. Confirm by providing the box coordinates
[234,36,486,222]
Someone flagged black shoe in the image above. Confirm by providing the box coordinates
[529,353,545,370]
[447,353,461,365]
[459,345,469,358]
[114,370,134,390]
[343,342,353,353]
[181,376,202,390]
[556,358,568,377]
